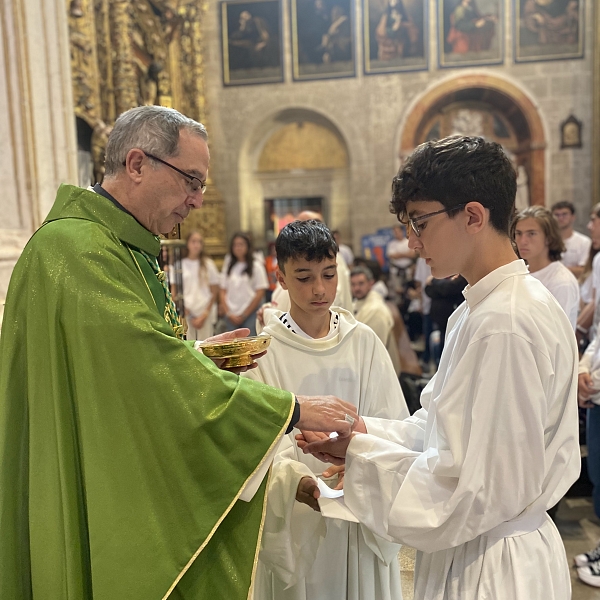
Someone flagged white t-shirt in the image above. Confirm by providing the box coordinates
[181,258,219,317]
[561,230,591,268]
[530,261,579,329]
[386,238,413,269]
[221,260,269,316]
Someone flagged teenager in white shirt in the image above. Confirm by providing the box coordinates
[181,231,220,340]
[514,205,580,330]
[220,232,268,336]
[298,135,580,600]
[552,200,592,278]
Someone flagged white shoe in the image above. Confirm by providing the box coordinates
[578,561,600,587]
[575,541,600,567]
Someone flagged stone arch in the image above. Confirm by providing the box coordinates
[238,107,352,246]
[399,73,547,205]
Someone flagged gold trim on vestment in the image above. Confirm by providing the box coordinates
[126,246,158,310]
[162,393,296,600]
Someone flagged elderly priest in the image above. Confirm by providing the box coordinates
[0,106,358,600]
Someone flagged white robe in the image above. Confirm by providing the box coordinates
[353,290,394,345]
[342,260,580,600]
[245,308,409,600]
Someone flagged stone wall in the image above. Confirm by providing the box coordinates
[202,0,595,251]
[0,0,78,319]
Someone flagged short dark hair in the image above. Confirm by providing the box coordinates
[551,200,575,214]
[391,135,517,236]
[276,220,338,272]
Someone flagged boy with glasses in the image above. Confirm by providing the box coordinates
[298,135,580,600]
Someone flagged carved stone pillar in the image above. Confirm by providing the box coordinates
[0,0,78,319]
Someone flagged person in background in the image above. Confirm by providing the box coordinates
[264,241,278,303]
[413,256,433,370]
[182,230,220,340]
[552,200,592,279]
[386,224,416,292]
[220,232,268,336]
[332,229,354,267]
[514,205,579,330]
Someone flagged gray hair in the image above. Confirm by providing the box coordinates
[104,106,208,176]
[350,266,374,281]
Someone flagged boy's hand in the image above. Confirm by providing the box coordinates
[296,477,320,511]
[322,464,345,490]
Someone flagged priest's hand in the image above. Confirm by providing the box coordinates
[297,430,359,466]
[199,328,267,374]
[295,395,359,436]
[296,477,320,512]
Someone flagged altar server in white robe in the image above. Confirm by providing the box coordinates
[298,136,580,600]
[245,219,408,600]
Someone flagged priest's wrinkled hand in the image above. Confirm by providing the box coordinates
[296,476,320,512]
[298,431,359,466]
[322,464,345,490]
[199,328,267,374]
[295,395,359,436]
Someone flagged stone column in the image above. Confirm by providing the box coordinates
[0,0,77,319]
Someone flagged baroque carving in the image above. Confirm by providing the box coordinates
[67,0,226,255]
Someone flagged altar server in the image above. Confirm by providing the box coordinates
[246,220,409,600]
[299,136,580,600]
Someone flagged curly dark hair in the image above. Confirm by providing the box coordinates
[276,220,338,272]
[391,135,517,237]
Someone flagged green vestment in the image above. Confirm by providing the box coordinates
[0,184,295,600]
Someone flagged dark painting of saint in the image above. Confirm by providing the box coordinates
[515,0,583,62]
[439,0,503,67]
[364,0,427,74]
[221,1,283,85]
[291,0,356,80]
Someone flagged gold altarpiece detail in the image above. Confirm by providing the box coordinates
[67,0,227,255]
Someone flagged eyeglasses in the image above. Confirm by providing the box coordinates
[123,152,207,194]
[400,204,467,238]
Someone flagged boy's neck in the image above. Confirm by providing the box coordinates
[461,236,520,286]
[288,305,331,339]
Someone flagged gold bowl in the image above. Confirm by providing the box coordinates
[197,335,271,368]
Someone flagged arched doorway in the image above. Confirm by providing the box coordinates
[239,108,351,247]
[399,74,546,206]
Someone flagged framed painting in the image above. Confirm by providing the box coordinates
[221,0,284,85]
[514,0,584,63]
[363,0,428,74]
[291,0,356,81]
[438,0,504,68]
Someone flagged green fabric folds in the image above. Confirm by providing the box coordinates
[0,184,294,600]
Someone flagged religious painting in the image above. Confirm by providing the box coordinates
[363,0,428,74]
[221,0,284,85]
[438,0,504,68]
[514,0,583,62]
[291,0,356,80]
[560,114,583,148]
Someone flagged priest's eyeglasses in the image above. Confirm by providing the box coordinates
[124,152,207,194]
[400,204,467,238]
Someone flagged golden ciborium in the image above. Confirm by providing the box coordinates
[197,335,272,368]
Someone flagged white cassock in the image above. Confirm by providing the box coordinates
[353,290,401,375]
[341,260,580,600]
[259,254,353,333]
[245,308,409,600]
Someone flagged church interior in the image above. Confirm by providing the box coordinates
[1,0,600,598]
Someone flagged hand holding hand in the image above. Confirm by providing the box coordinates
[296,477,320,512]
[322,464,345,490]
[295,395,359,436]
[297,430,357,465]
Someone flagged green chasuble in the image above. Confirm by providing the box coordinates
[0,184,295,600]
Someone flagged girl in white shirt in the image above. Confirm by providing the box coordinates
[220,232,268,336]
[182,231,219,340]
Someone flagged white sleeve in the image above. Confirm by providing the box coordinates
[251,261,269,292]
[550,280,579,330]
[344,334,573,553]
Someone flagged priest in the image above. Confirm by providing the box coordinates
[0,105,359,600]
